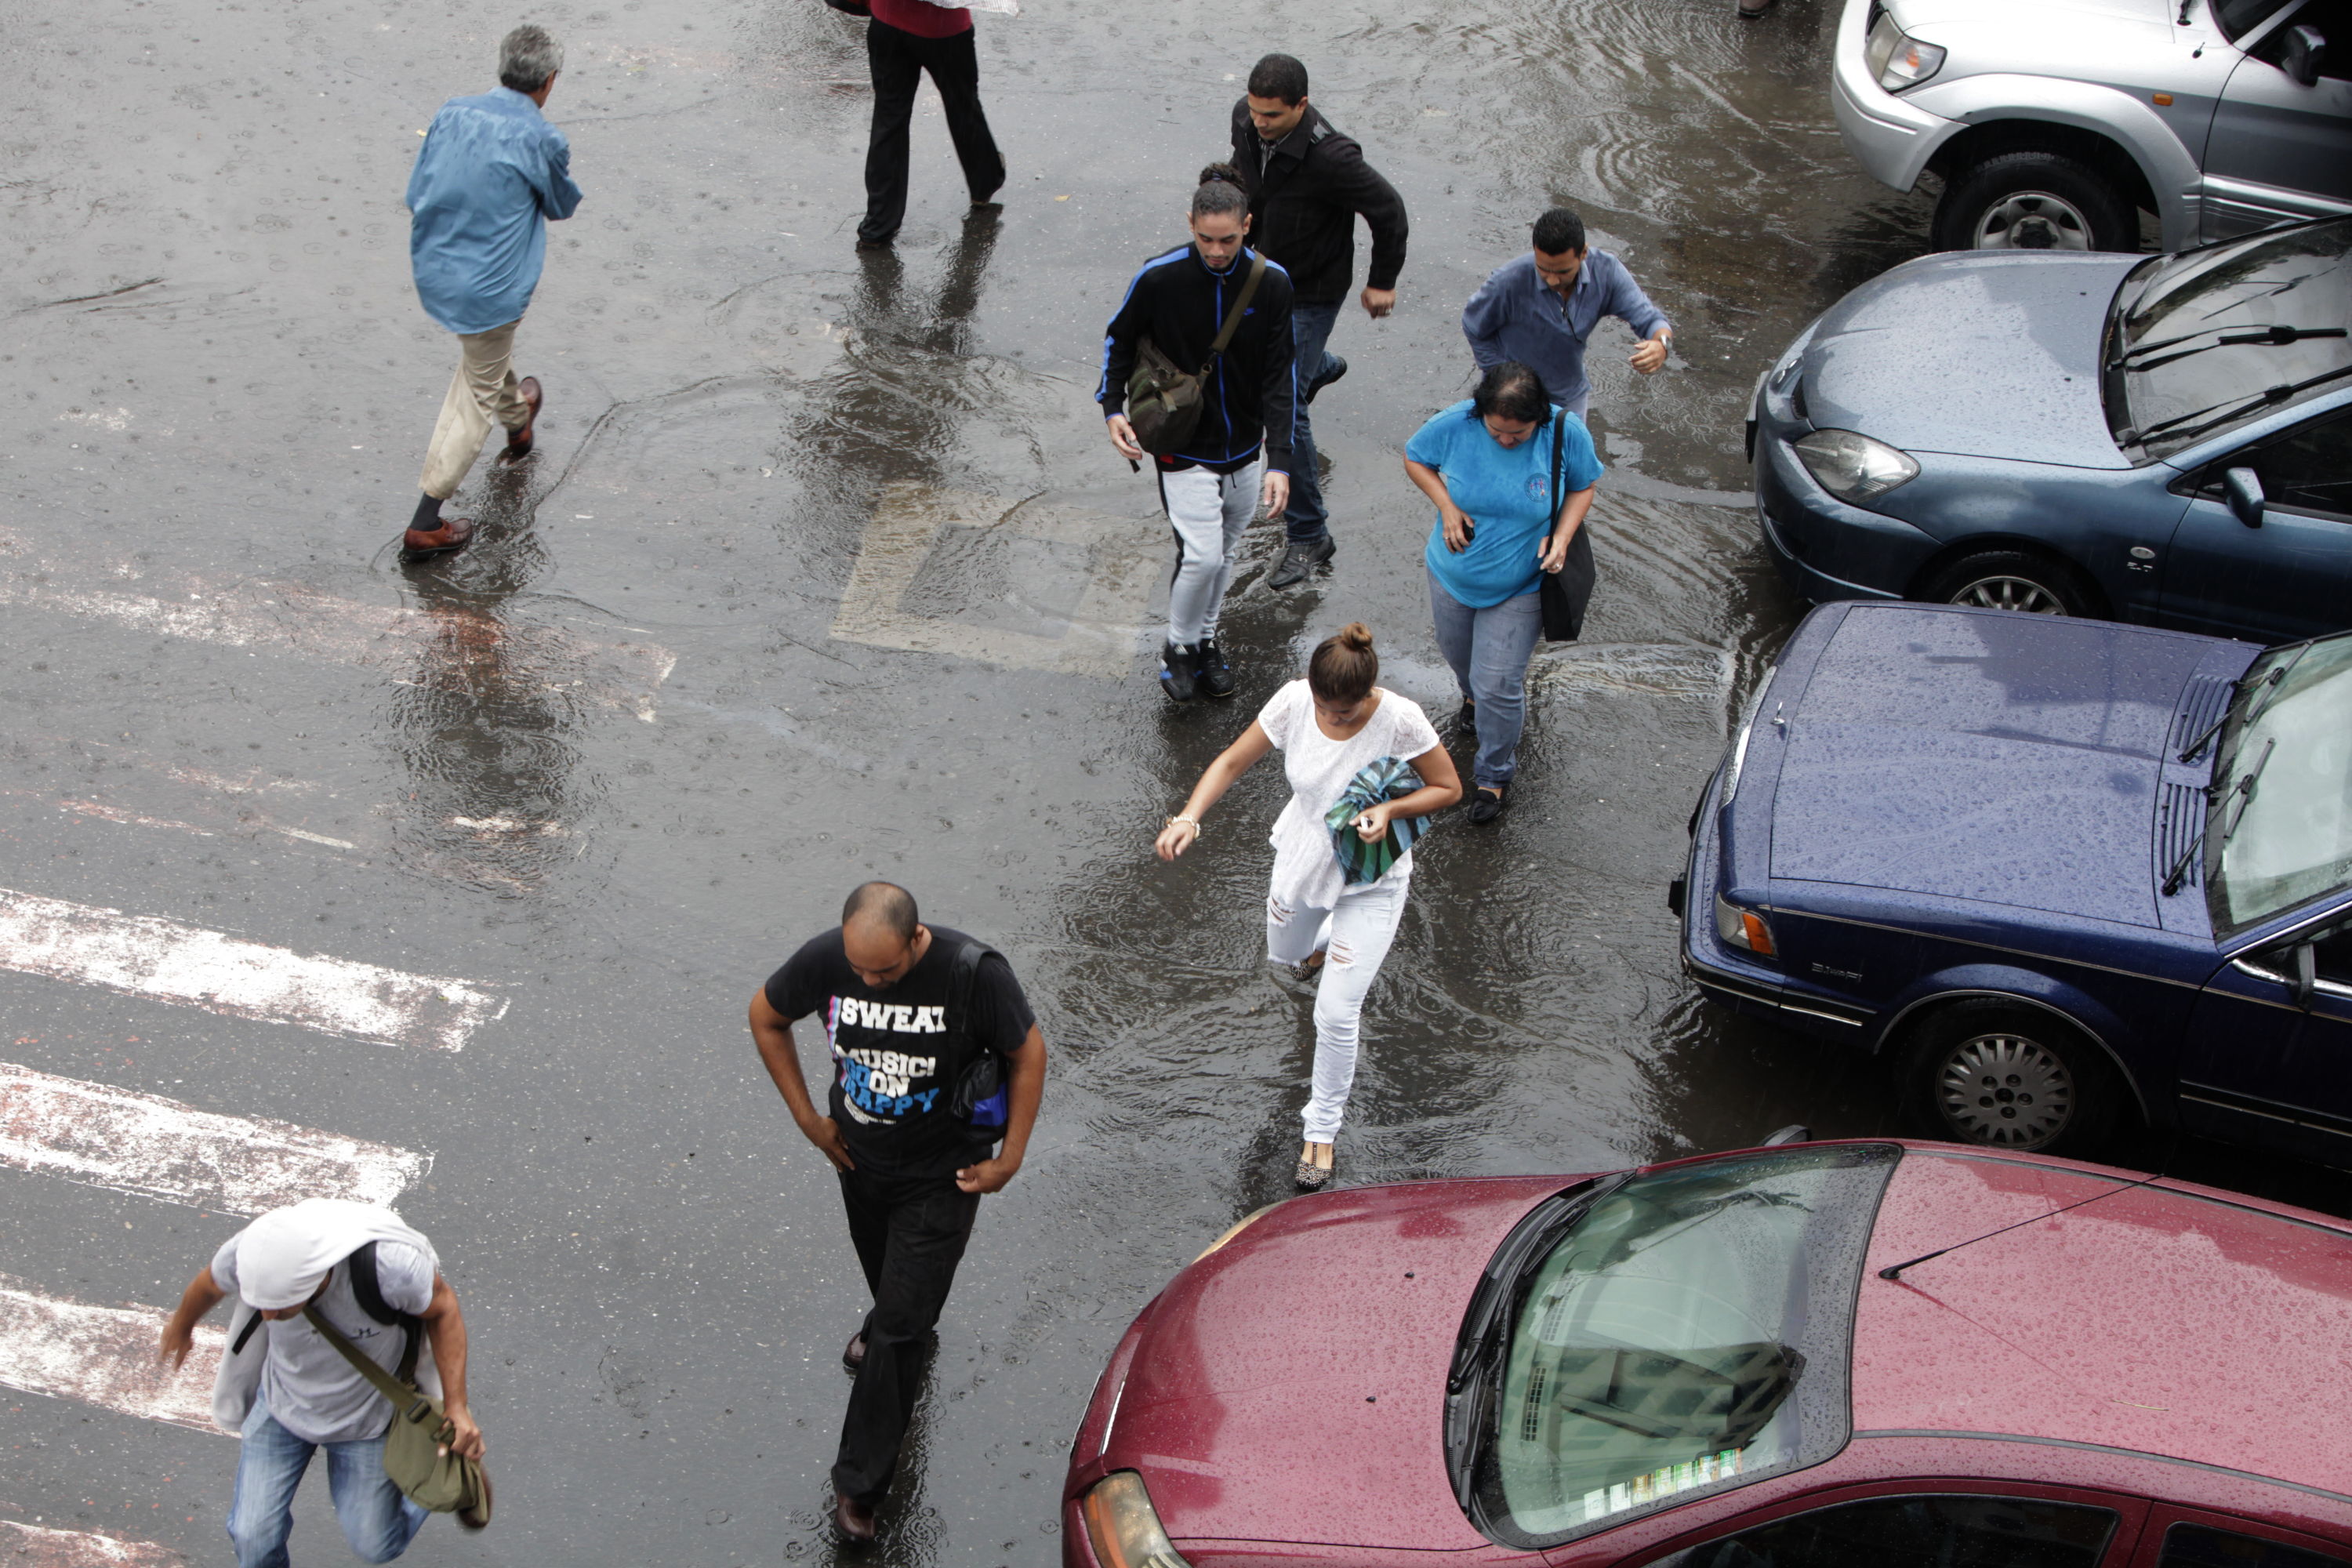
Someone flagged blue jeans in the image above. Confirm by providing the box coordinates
[229,1402,427,1568]
[1283,299,1341,543]
[1428,568,1545,790]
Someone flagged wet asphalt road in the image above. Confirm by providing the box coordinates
[2,0,2348,1563]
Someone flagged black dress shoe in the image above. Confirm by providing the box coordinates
[842,1332,866,1374]
[1267,533,1335,590]
[1160,641,1201,702]
[834,1494,878,1544]
[1196,639,1237,699]
[1305,354,1348,404]
[1467,786,1509,825]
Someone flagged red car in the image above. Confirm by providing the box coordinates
[1063,1141,2352,1568]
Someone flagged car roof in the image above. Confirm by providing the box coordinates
[1851,1146,2352,1500]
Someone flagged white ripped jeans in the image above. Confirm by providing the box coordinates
[1266,872,1410,1142]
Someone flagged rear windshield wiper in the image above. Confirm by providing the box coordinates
[2113,322,2347,373]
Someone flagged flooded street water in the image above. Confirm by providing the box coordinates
[1,0,2343,1563]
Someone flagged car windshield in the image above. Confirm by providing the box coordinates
[2209,632,2352,932]
[2106,218,2352,461]
[1472,1145,1896,1548]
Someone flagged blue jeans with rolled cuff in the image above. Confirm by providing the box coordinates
[229,1400,428,1568]
[1428,568,1545,791]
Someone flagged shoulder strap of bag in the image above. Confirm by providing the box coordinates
[1549,408,1566,517]
[948,938,1000,1054]
[303,1305,427,1411]
[1201,253,1268,371]
[347,1241,425,1384]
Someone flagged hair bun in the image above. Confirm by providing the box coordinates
[1198,161,1246,188]
[1337,622,1374,651]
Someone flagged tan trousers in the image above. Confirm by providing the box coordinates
[418,320,530,500]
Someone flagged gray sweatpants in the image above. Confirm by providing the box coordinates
[1159,456,1263,647]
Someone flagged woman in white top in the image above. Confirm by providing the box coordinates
[1155,623,1462,1189]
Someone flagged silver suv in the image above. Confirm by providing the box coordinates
[1833,0,2351,252]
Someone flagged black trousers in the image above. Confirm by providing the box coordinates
[859,19,1005,244]
[832,1164,982,1502]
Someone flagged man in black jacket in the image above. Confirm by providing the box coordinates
[1101,168,1297,702]
[1228,53,1409,590]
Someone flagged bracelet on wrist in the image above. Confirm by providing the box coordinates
[1167,815,1202,836]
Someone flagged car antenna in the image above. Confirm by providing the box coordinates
[1878,1171,2168,1282]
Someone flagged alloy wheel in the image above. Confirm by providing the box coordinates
[1948,574,2068,614]
[1934,1032,2076,1147]
[1969,191,2095,251]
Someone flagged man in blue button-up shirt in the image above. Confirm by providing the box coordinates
[1461,207,1671,420]
[401,26,583,561]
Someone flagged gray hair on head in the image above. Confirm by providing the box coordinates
[499,25,564,94]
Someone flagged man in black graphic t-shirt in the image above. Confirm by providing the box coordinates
[750,880,1044,1544]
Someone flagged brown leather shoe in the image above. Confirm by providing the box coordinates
[401,516,476,561]
[457,1466,492,1530]
[498,377,542,464]
[833,1493,877,1544]
[842,1331,866,1374]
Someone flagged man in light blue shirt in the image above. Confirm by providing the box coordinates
[1461,207,1671,419]
[401,26,583,561]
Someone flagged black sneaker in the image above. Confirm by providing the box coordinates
[1305,354,1348,404]
[1160,641,1201,702]
[1268,533,1336,590]
[1196,639,1237,699]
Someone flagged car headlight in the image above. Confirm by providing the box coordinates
[1080,1472,1189,1568]
[1793,428,1920,506]
[1865,9,1945,90]
[1715,892,1777,958]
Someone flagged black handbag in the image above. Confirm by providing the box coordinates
[1538,409,1595,642]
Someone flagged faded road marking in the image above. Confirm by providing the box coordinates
[0,1063,428,1214]
[0,569,675,719]
[0,887,504,1051]
[832,485,1161,679]
[0,1520,188,1567]
[0,1276,222,1433]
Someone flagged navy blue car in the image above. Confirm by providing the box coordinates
[1678,600,2352,1165]
[1751,216,2352,643]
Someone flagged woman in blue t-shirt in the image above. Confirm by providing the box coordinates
[1404,362,1602,822]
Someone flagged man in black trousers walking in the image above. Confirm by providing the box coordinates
[1228,53,1409,589]
[849,0,1007,249]
[750,881,1045,1542]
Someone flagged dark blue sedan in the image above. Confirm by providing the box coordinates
[1677,601,2352,1164]
[1751,216,2352,643]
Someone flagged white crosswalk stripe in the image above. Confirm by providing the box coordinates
[0,1519,188,1566]
[0,1063,428,1214]
[0,1276,221,1434]
[0,887,504,1051]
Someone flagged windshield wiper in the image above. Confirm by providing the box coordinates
[2124,364,2352,449]
[1443,1173,1628,1508]
[2176,676,2247,764]
[2215,735,2278,853]
[2161,822,2205,898]
[2113,322,2347,373]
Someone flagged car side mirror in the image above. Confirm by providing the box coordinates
[2294,942,2318,1009]
[2224,466,2265,527]
[2281,24,2325,87]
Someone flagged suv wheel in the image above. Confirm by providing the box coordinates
[1918,549,2092,616]
[1898,1000,2124,1155]
[1933,151,2137,252]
